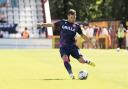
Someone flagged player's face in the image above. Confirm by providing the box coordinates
[67,14,76,23]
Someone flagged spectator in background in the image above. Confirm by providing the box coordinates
[108,26,114,48]
[0,0,8,7]
[82,23,89,48]
[92,25,99,48]
[117,24,125,51]
[38,27,47,38]
[21,27,29,39]
[96,27,109,49]
[0,30,3,38]
[102,27,111,48]
[94,25,99,48]
[0,0,8,22]
[83,24,94,48]
[96,27,105,48]
[125,27,128,51]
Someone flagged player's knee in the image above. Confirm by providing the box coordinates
[62,55,70,62]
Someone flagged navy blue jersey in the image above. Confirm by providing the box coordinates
[54,20,82,47]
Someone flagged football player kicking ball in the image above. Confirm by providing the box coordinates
[38,9,96,79]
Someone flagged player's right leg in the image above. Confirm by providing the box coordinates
[70,45,95,67]
[78,56,96,67]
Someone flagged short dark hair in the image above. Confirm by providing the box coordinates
[25,27,28,30]
[67,9,76,15]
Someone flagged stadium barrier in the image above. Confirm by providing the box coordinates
[52,36,109,49]
[52,36,60,48]
[0,38,52,49]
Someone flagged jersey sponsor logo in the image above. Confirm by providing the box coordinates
[62,25,75,32]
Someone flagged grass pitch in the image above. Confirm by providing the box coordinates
[0,49,128,89]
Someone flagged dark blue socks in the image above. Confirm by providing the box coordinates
[64,61,72,74]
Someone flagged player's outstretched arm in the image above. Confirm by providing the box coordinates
[80,33,90,42]
[37,23,54,28]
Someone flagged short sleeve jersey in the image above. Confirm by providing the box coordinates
[54,20,82,47]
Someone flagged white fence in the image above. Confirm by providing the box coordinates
[0,38,52,49]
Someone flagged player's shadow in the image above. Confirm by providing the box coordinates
[42,78,66,80]
[31,78,80,80]
[41,78,81,80]
[29,78,67,81]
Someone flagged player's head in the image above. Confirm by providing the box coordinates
[67,9,76,23]
[25,27,28,31]
[120,24,124,28]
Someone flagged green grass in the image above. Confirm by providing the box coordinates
[0,49,128,89]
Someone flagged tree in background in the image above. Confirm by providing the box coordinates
[49,0,128,21]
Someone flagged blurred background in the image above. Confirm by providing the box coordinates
[0,1,128,89]
[0,0,128,50]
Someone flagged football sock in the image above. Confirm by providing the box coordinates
[69,73,75,79]
[64,61,73,74]
[83,58,96,67]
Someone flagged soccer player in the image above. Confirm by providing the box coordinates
[38,9,95,79]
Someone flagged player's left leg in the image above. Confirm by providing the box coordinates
[60,47,75,79]
[62,55,75,79]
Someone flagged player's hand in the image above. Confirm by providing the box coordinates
[37,23,42,26]
[86,38,91,43]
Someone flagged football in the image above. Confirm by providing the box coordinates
[78,70,88,80]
